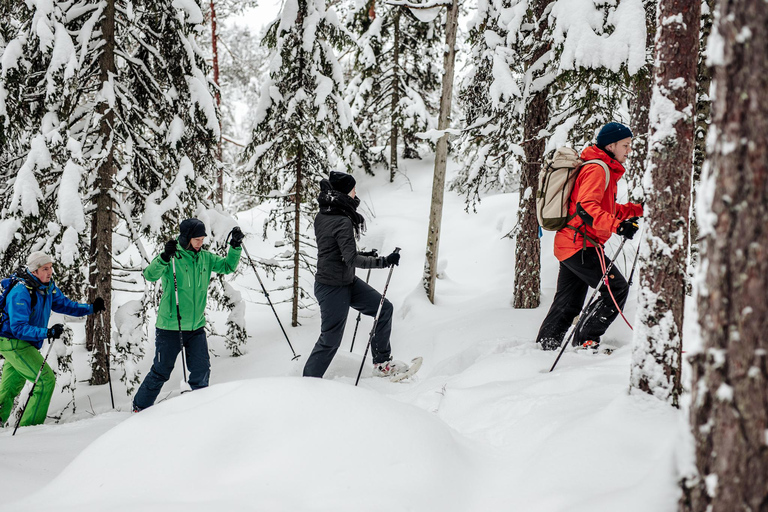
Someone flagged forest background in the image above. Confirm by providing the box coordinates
[0,0,765,510]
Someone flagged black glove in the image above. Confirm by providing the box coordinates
[617,218,640,240]
[229,227,245,248]
[160,239,178,262]
[385,251,401,267]
[359,249,378,257]
[47,324,64,340]
[92,297,106,313]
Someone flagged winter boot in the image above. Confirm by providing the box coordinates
[538,338,561,351]
[576,337,601,350]
[372,358,409,378]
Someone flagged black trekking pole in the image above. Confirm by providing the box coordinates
[99,311,115,409]
[626,227,644,288]
[549,238,627,373]
[13,335,56,435]
[355,248,401,386]
[171,256,189,385]
[241,244,301,361]
[349,268,373,353]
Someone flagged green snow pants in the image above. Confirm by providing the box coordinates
[0,336,55,427]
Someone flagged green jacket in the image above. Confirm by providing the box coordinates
[144,244,242,331]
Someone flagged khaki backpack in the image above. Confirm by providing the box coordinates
[536,147,610,231]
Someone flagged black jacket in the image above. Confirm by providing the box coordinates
[314,212,386,286]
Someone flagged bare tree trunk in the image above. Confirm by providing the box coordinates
[423,0,459,303]
[627,0,656,203]
[210,0,223,205]
[87,0,116,385]
[629,0,699,407]
[292,153,302,327]
[682,0,768,510]
[389,8,401,182]
[512,0,548,310]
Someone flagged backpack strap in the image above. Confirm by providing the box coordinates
[580,159,611,191]
[564,159,611,250]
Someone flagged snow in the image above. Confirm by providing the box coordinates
[10,135,49,216]
[551,0,647,75]
[2,158,685,511]
[172,0,205,24]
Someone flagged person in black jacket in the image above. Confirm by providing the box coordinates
[303,171,404,379]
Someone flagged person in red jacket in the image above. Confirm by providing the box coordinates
[537,122,643,351]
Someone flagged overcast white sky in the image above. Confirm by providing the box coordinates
[232,0,285,34]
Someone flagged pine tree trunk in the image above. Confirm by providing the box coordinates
[210,0,223,204]
[689,0,715,271]
[512,0,548,310]
[683,0,768,509]
[292,153,302,327]
[423,0,459,303]
[87,0,116,385]
[389,8,401,182]
[630,0,699,407]
[627,0,656,203]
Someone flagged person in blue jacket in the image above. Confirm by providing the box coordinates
[0,251,104,427]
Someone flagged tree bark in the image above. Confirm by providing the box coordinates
[423,0,459,303]
[629,0,699,407]
[512,0,548,310]
[689,0,715,272]
[683,0,768,509]
[292,152,302,327]
[87,0,116,385]
[210,0,224,205]
[627,0,656,203]
[389,8,401,182]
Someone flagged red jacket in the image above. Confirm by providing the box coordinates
[553,145,643,261]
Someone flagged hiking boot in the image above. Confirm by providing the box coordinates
[372,358,408,378]
[572,335,600,349]
[538,338,561,351]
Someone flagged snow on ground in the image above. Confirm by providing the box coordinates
[0,157,684,511]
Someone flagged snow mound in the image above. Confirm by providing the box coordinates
[9,378,483,512]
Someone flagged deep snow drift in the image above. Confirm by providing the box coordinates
[0,159,686,511]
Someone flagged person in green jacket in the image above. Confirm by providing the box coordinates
[132,218,243,411]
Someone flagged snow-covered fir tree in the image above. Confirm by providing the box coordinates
[0,0,248,389]
[241,0,372,326]
[345,0,441,180]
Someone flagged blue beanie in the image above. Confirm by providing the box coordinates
[596,122,633,149]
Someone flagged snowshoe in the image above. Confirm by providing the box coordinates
[390,357,423,382]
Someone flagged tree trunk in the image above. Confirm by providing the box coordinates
[210,0,223,205]
[87,0,116,385]
[512,0,548,310]
[689,0,715,272]
[627,0,656,203]
[423,0,459,303]
[292,153,302,327]
[683,0,768,510]
[629,0,699,407]
[389,8,401,182]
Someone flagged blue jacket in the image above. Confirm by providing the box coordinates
[0,271,93,349]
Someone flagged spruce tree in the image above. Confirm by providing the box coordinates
[345,0,441,180]
[241,0,372,326]
[0,0,239,392]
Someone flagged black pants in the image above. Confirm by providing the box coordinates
[133,327,210,409]
[536,247,629,350]
[303,277,393,378]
